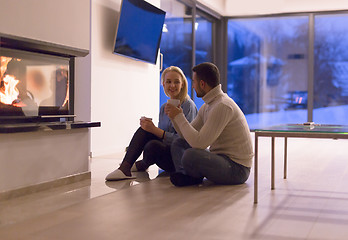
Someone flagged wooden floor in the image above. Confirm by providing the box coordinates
[1,134,348,240]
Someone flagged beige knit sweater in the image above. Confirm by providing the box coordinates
[172,85,254,168]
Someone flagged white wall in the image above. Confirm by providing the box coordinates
[197,0,225,15]
[0,0,90,49]
[224,0,348,16]
[91,0,161,156]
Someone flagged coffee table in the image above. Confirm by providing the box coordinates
[253,124,348,204]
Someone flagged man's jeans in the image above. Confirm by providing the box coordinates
[171,138,250,185]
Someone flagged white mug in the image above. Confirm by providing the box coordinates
[167,99,180,106]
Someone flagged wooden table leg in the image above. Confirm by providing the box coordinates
[254,133,258,204]
[284,137,287,179]
[271,136,275,190]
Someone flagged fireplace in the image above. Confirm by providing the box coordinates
[0,34,100,197]
[0,33,89,124]
[0,33,100,133]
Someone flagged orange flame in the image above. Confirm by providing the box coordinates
[0,75,20,104]
[1,56,12,80]
[0,56,21,105]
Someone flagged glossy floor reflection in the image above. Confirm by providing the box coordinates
[0,153,159,227]
[1,135,348,239]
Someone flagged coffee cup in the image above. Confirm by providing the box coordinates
[167,99,180,106]
[141,116,152,121]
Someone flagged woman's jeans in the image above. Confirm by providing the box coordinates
[123,127,175,172]
[171,138,250,185]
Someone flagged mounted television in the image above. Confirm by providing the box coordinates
[113,0,166,64]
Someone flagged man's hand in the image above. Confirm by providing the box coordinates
[164,103,183,119]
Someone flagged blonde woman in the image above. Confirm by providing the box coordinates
[106,66,198,181]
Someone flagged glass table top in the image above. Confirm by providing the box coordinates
[254,123,348,134]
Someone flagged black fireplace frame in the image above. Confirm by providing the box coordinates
[0,33,89,123]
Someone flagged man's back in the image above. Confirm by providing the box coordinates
[195,85,253,168]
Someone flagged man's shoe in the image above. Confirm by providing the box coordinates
[170,172,203,187]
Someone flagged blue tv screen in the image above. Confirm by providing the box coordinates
[113,0,166,64]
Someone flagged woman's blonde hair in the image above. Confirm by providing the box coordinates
[161,66,189,103]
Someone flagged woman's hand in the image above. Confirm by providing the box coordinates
[164,103,183,119]
[139,117,164,139]
[140,117,156,133]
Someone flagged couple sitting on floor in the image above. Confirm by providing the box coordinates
[106,62,254,187]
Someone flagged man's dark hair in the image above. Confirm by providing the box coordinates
[192,62,220,88]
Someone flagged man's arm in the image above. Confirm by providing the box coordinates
[171,111,203,138]
[173,103,232,149]
[165,102,204,138]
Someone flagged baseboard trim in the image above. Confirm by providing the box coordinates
[0,171,91,201]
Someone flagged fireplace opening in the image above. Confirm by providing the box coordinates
[1,49,70,119]
[0,33,88,124]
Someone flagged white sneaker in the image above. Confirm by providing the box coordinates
[105,169,136,181]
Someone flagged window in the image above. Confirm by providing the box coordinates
[159,0,219,110]
[159,1,193,107]
[194,11,214,109]
[313,13,348,124]
[227,16,309,129]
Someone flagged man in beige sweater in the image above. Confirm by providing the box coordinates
[164,62,253,186]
